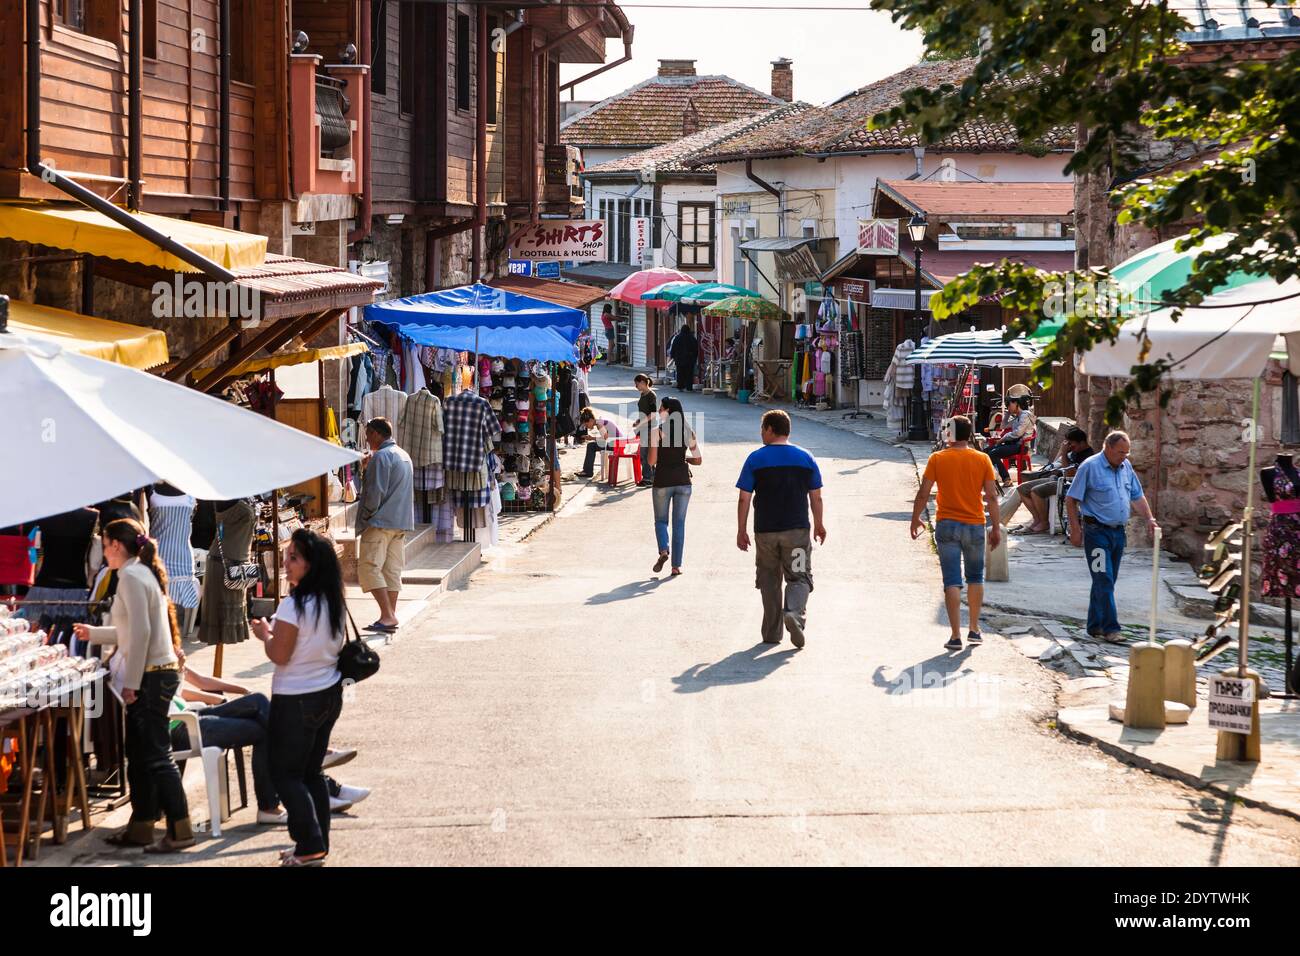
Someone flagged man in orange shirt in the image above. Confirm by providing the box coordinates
[909,415,1003,650]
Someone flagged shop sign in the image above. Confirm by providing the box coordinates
[1208,675,1254,734]
[775,245,821,283]
[840,279,870,302]
[507,259,533,276]
[722,199,751,217]
[857,218,899,256]
[534,261,561,278]
[632,217,652,268]
[509,220,607,262]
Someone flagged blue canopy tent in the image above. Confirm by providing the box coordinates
[365,283,585,360]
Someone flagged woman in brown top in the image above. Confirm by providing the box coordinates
[648,396,702,576]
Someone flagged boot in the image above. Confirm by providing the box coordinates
[144,816,196,853]
[104,818,156,847]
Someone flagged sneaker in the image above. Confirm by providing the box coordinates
[944,635,962,650]
[783,610,805,649]
[256,809,288,825]
[335,784,371,805]
[329,795,353,814]
[966,631,983,646]
[321,748,357,771]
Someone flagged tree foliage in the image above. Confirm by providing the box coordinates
[868,0,1300,423]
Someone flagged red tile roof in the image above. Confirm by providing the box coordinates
[582,105,811,177]
[687,59,1072,165]
[560,74,784,149]
[877,180,1075,221]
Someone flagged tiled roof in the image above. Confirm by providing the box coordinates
[687,59,1072,165]
[582,104,811,177]
[559,74,784,148]
[486,276,608,310]
[877,180,1075,220]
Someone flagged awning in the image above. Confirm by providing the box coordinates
[227,342,368,376]
[560,262,641,287]
[7,300,169,369]
[739,236,818,253]
[366,283,586,341]
[387,324,577,362]
[871,288,937,312]
[486,275,608,310]
[0,202,267,272]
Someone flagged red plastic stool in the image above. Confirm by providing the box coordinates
[603,437,642,486]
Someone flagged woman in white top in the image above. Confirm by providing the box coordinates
[73,518,194,853]
[251,527,345,867]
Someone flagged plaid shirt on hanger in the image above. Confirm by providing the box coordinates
[442,390,501,476]
[396,390,444,467]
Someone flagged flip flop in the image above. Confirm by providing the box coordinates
[280,852,327,867]
[363,621,399,633]
[653,552,669,573]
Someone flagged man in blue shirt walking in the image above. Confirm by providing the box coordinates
[736,410,826,648]
[1065,430,1159,642]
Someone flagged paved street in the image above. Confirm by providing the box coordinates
[56,367,1300,867]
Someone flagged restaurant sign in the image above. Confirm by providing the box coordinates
[509,220,607,262]
[857,218,899,256]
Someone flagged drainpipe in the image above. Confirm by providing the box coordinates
[473,4,487,281]
[219,0,230,212]
[347,0,373,246]
[23,0,237,283]
[745,158,785,310]
[128,0,143,209]
[558,26,633,96]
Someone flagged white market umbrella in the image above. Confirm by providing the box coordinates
[1,333,360,528]
[906,328,1042,367]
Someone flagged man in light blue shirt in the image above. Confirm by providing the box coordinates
[1066,430,1159,641]
[356,417,414,633]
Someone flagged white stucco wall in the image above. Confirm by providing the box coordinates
[661,180,718,281]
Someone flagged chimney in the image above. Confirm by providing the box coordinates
[771,58,793,102]
[658,59,697,78]
[682,98,701,137]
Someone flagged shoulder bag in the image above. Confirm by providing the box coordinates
[214,524,260,591]
[339,603,381,684]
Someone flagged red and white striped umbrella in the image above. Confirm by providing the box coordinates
[608,267,693,306]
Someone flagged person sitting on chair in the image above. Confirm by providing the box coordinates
[1009,427,1094,534]
[983,394,1036,488]
[573,407,626,478]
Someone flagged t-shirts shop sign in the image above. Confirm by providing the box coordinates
[1208,675,1254,734]
[508,220,607,262]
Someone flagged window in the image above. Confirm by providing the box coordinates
[399,1,414,114]
[55,0,120,43]
[743,222,758,290]
[801,218,817,239]
[677,202,714,269]
[143,0,157,59]
[371,0,388,95]
[455,12,471,111]
[486,17,499,125]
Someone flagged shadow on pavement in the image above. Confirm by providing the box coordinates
[672,642,799,693]
[585,577,668,605]
[870,647,974,696]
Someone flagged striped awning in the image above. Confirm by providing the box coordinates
[906,329,1041,367]
[871,287,936,311]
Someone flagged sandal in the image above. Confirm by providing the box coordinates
[653,551,669,573]
[104,828,154,848]
[143,835,195,854]
[670,567,682,576]
[281,851,328,867]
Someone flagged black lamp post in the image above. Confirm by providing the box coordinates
[906,213,930,441]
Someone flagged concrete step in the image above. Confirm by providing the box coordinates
[337,523,440,584]
[1165,579,1287,627]
[399,541,480,589]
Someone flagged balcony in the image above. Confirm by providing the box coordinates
[289,54,367,200]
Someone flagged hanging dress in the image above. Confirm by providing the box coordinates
[198,498,255,645]
[1262,465,1300,598]
[147,490,200,609]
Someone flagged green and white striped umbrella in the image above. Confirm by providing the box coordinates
[907,329,1042,367]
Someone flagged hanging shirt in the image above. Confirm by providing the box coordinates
[361,384,408,428]
[442,390,503,477]
[395,390,445,467]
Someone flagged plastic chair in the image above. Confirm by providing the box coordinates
[997,430,1036,484]
[169,710,245,838]
[602,437,642,486]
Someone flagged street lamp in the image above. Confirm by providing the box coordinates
[906,213,930,441]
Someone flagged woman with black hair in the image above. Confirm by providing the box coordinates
[74,518,194,853]
[251,528,346,867]
[648,396,702,575]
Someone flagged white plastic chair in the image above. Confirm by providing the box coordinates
[169,710,232,838]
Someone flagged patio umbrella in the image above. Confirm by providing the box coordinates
[0,332,360,528]
[702,295,786,321]
[638,281,696,305]
[608,267,692,305]
[677,282,761,304]
[906,329,1042,367]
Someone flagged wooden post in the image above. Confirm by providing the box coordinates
[1215,667,1262,762]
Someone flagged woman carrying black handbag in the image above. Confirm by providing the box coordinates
[251,527,362,867]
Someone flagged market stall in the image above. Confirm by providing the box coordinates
[904,329,1043,440]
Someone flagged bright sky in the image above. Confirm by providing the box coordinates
[558,1,926,108]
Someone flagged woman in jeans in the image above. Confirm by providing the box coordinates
[251,528,345,867]
[648,396,702,575]
[75,518,194,853]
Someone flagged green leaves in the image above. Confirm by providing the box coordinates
[870,0,1300,425]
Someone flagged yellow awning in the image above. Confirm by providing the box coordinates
[0,202,267,272]
[229,342,368,376]
[8,300,170,369]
